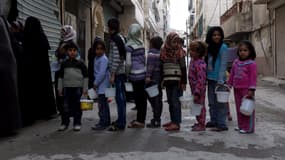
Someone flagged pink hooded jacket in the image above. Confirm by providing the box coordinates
[228,59,257,89]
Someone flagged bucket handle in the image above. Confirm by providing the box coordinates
[215,84,230,93]
[242,96,255,101]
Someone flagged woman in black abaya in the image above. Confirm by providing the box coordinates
[0,16,21,135]
[21,17,57,125]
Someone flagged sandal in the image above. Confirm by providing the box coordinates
[128,120,145,128]
[192,125,205,132]
[165,123,180,131]
[162,121,172,127]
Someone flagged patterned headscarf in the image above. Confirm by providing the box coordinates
[61,25,76,42]
[126,23,143,47]
[160,32,185,62]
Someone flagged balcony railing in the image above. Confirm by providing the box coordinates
[221,1,253,37]
[220,1,243,24]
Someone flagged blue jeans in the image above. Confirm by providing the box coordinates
[166,84,182,124]
[207,80,228,128]
[98,94,111,127]
[115,74,126,128]
[62,87,82,126]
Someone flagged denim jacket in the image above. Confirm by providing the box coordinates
[206,43,228,84]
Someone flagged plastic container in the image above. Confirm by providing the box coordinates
[80,99,94,111]
[190,103,203,116]
[105,87,116,97]
[179,95,193,109]
[125,82,134,92]
[88,88,97,99]
[240,97,255,116]
[145,85,159,98]
[215,85,230,103]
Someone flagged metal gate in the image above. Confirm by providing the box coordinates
[17,0,61,52]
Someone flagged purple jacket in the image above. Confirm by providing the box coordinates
[228,59,257,89]
[146,48,162,83]
[126,45,146,81]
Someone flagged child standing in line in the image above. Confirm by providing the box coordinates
[161,32,187,131]
[145,36,164,128]
[91,40,111,130]
[58,42,88,131]
[228,40,257,134]
[188,41,207,131]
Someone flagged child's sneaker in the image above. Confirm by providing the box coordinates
[146,120,161,128]
[234,127,240,131]
[58,125,68,131]
[239,129,254,134]
[73,125,81,131]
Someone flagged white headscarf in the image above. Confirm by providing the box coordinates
[61,25,76,42]
[126,23,143,47]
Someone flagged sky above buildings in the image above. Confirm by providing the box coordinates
[170,0,188,31]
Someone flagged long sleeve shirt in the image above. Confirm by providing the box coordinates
[188,58,207,100]
[228,59,257,90]
[108,34,126,75]
[94,54,110,94]
[58,58,88,92]
[146,48,162,83]
[126,45,146,81]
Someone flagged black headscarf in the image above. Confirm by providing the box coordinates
[23,17,50,51]
[205,26,224,68]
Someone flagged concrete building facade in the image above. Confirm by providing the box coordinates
[189,0,233,40]
[221,0,285,78]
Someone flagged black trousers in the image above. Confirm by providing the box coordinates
[61,87,82,125]
[131,80,147,123]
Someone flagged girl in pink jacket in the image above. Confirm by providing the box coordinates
[228,41,257,134]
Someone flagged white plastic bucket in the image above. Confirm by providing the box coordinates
[145,85,159,98]
[88,88,97,99]
[125,82,134,92]
[105,87,116,97]
[240,97,255,116]
[215,85,230,103]
[191,103,203,116]
[179,95,193,109]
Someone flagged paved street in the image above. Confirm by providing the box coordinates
[1,81,285,160]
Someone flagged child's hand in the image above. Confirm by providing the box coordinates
[145,77,151,84]
[110,73,115,84]
[180,84,186,91]
[194,95,199,104]
[83,91,88,97]
[58,90,63,96]
[247,90,255,99]
[161,81,165,89]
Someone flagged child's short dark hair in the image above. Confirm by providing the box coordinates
[150,36,163,50]
[237,40,256,60]
[94,40,106,50]
[65,41,79,50]
[189,41,207,58]
[107,18,120,32]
